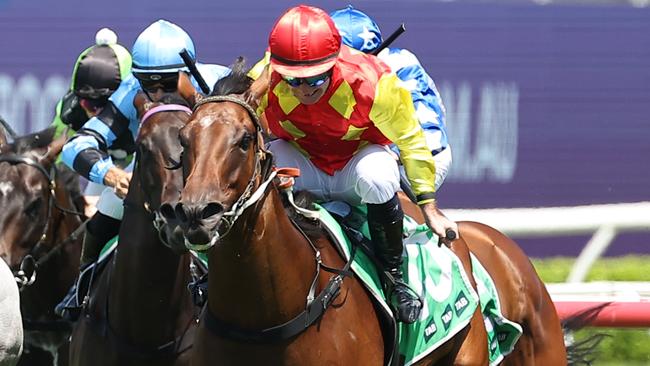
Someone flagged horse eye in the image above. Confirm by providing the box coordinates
[24,197,43,218]
[239,133,252,151]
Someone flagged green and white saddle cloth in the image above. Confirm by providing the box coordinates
[316,203,522,366]
[471,253,523,365]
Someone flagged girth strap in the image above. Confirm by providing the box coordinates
[202,271,344,343]
[202,215,356,343]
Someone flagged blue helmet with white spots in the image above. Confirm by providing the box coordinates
[330,5,382,53]
[131,19,195,74]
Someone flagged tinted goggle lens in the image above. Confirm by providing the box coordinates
[282,72,330,87]
[135,73,179,93]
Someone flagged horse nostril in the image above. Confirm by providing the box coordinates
[159,203,176,220]
[202,202,224,220]
[175,203,189,223]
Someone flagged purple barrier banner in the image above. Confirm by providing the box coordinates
[1,1,648,255]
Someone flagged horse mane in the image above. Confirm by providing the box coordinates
[210,57,253,97]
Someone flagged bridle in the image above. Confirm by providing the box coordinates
[132,103,192,249]
[0,153,85,289]
[184,95,274,252]
[184,96,356,342]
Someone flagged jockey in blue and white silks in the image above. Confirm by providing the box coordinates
[56,19,230,320]
[330,5,451,191]
[61,20,230,221]
[62,20,228,195]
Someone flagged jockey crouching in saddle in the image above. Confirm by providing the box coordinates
[50,28,132,219]
[55,19,232,320]
[258,5,458,324]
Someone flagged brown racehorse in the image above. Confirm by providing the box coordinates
[68,94,199,366]
[254,63,580,365]
[160,62,504,365]
[0,128,85,366]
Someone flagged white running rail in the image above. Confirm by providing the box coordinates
[446,201,650,283]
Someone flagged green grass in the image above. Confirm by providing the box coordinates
[531,255,650,365]
[532,255,650,282]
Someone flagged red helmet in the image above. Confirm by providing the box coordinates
[269,5,341,78]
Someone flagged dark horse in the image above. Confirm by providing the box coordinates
[68,94,199,365]
[167,62,580,365]
[0,128,85,366]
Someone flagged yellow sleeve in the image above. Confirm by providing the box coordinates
[247,52,271,81]
[369,73,436,204]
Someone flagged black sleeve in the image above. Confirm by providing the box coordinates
[69,101,130,180]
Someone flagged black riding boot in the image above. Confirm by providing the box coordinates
[367,194,422,324]
[55,212,120,320]
[80,212,121,266]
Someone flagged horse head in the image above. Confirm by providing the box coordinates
[0,128,71,280]
[132,92,192,254]
[160,59,272,250]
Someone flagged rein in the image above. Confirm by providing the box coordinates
[0,154,85,288]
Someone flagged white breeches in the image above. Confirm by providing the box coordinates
[95,159,135,220]
[268,140,400,206]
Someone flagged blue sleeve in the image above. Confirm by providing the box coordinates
[61,74,140,184]
[380,48,449,154]
[195,63,232,93]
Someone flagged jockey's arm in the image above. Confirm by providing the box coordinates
[368,73,458,241]
[369,73,436,203]
[61,101,131,197]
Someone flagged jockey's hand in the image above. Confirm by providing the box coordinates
[419,200,458,247]
[103,167,132,199]
[178,71,202,106]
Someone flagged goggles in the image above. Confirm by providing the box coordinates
[281,71,331,88]
[134,72,179,93]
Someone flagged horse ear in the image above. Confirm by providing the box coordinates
[134,92,149,119]
[0,138,8,155]
[178,71,202,108]
[41,129,68,165]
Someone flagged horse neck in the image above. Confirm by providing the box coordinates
[109,174,193,340]
[207,187,318,327]
[21,174,82,318]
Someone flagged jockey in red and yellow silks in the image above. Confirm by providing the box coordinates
[260,45,438,202]
[259,5,458,324]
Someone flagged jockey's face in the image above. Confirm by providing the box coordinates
[79,98,105,118]
[282,71,331,105]
[135,72,179,102]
